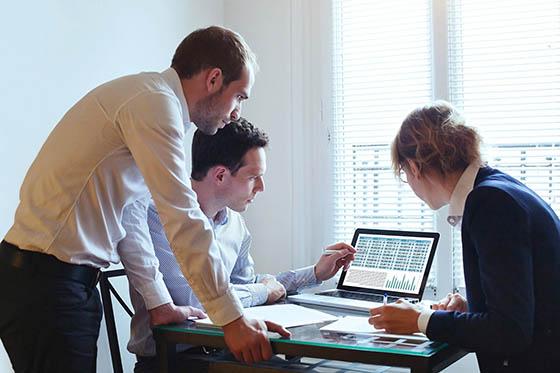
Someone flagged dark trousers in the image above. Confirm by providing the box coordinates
[0,245,102,373]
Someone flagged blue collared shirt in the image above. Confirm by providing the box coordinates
[128,203,320,356]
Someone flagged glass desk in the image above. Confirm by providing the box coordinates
[153,307,467,373]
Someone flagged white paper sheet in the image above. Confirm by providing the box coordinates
[319,316,428,341]
[195,304,339,328]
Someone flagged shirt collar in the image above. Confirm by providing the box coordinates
[447,162,482,227]
[160,68,190,127]
[211,208,229,227]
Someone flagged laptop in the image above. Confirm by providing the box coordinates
[288,228,439,312]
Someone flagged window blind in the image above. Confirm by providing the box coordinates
[331,0,437,285]
[331,0,560,293]
[448,0,560,290]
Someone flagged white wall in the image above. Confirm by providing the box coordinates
[224,0,334,277]
[224,1,295,275]
[0,1,224,371]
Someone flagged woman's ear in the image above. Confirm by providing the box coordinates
[406,159,421,179]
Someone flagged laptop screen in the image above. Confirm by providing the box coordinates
[338,229,439,298]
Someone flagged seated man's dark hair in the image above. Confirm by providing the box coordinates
[191,118,269,181]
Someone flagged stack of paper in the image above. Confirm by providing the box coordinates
[319,316,428,341]
[195,304,338,328]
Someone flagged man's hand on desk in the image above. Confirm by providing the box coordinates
[223,316,291,364]
[148,302,207,326]
[368,299,421,334]
[314,242,356,281]
[260,276,287,304]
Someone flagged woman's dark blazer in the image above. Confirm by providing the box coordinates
[426,167,560,372]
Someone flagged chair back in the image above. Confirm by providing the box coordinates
[99,269,134,373]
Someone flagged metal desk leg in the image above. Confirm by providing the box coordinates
[154,332,177,373]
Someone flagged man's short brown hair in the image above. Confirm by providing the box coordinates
[171,26,258,86]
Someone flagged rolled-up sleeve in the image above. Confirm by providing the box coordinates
[276,265,320,293]
[117,91,243,325]
[232,283,269,307]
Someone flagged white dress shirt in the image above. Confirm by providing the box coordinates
[127,204,320,357]
[417,162,482,333]
[5,68,242,324]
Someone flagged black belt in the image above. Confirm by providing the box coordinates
[0,240,100,288]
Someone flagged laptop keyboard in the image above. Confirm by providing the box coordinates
[318,290,398,303]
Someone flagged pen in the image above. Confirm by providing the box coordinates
[323,249,339,256]
[383,292,388,305]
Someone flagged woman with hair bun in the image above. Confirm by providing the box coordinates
[369,101,560,372]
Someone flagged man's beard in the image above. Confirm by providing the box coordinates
[191,89,225,135]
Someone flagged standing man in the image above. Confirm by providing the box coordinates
[0,26,284,373]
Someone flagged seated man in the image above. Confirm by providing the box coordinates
[128,118,355,372]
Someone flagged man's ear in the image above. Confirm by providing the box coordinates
[205,68,224,94]
[211,165,229,184]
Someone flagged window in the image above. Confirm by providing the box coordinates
[331,0,560,294]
